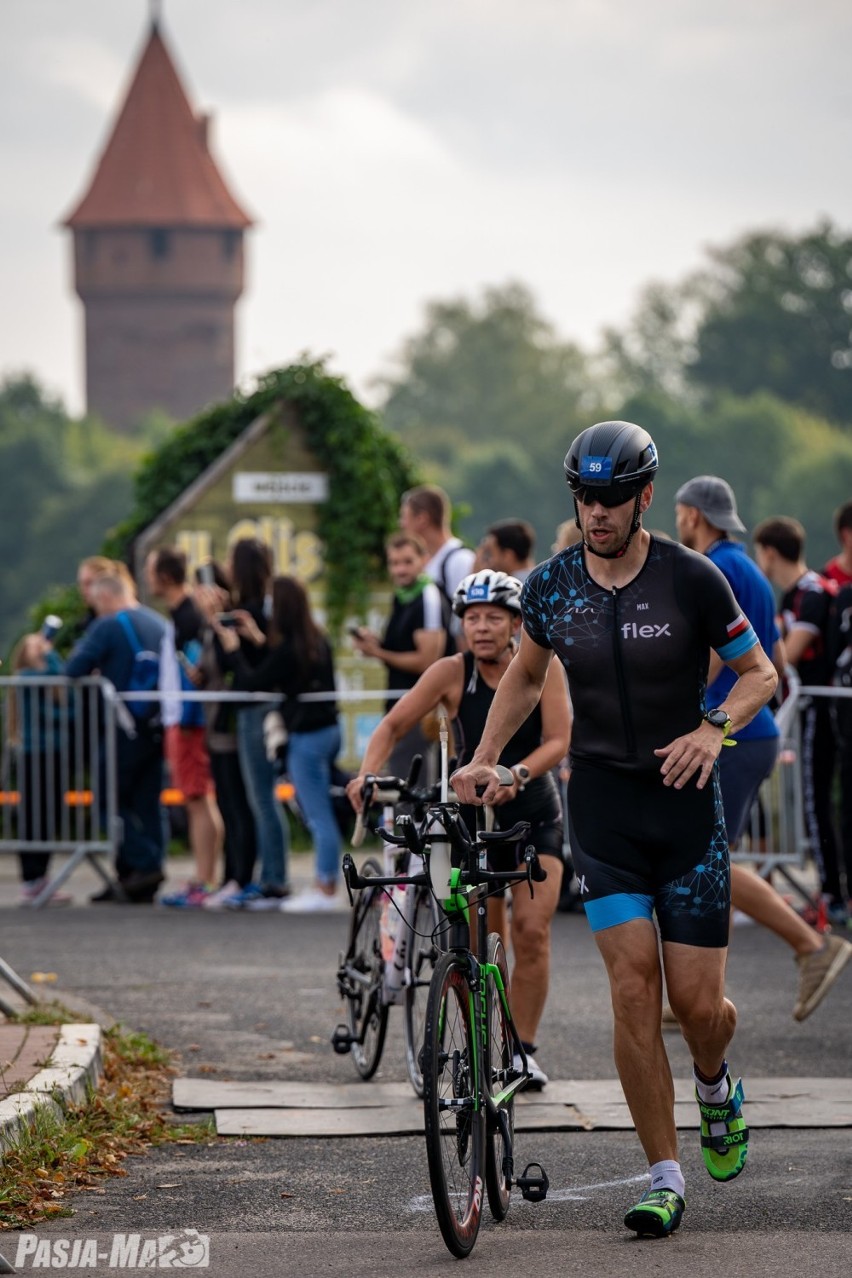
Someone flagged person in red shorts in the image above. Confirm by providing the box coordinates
[146,547,223,907]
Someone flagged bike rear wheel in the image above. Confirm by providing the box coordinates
[343,858,388,1079]
[422,951,486,1258]
[403,886,441,1097]
[484,933,514,1220]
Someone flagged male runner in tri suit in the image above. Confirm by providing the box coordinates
[347,569,571,1088]
[452,422,777,1238]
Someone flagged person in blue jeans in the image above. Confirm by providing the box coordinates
[213,574,342,912]
[198,538,291,910]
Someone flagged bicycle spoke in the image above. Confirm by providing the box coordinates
[340,861,388,1079]
[403,886,441,1097]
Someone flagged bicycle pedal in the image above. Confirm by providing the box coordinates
[516,1162,549,1202]
[331,1024,355,1054]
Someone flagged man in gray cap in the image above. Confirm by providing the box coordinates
[675,477,851,1022]
[675,476,746,534]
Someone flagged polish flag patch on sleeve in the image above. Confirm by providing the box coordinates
[726,613,749,640]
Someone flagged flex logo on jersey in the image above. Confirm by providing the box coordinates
[620,621,672,639]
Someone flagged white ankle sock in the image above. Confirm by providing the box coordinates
[649,1160,684,1199]
[694,1064,731,1138]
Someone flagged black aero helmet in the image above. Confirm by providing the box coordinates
[564,421,658,503]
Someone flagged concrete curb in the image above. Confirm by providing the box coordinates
[0,1023,103,1154]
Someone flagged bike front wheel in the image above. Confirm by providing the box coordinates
[484,933,514,1220]
[403,886,442,1097]
[343,859,388,1079]
[422,951,486,1258]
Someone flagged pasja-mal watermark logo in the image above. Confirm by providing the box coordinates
[14,1230,210,1269]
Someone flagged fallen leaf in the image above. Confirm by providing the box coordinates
[155,1183,180,1189]
[280,1192,294,1199]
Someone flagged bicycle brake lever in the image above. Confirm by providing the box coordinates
[341,854,356,905]
[524,847,547,898]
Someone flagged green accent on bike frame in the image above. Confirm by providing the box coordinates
[481,961,522,1108]
[438,867,469,920]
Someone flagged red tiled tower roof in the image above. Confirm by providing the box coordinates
[64,21,252,230]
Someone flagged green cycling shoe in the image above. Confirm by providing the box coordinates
[624,1187,685,1237]
[696,1075,749,1181]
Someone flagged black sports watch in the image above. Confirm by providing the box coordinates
[511,763,531,791]
[703,708,733,734]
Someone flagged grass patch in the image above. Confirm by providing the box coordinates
[0,1024,215,1231]
[12,1000,80,1027]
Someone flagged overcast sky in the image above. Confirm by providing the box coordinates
[2,0,850,416]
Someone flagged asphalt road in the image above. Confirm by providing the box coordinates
[1,874,851,1277]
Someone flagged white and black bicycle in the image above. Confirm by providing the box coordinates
[332,755,445,1096]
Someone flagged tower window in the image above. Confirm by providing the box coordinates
[223,230,240,259]
[150,229,171,258]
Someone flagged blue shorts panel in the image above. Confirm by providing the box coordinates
[584,892,654,931]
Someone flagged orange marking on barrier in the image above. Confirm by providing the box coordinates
[1,783,296,807]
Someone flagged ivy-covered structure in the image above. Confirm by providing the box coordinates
[104,361,419,633]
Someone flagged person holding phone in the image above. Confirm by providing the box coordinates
[351,532,452,779]
[212,575,342,912]
[196,538,291,910]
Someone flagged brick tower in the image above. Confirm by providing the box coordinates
[63,14,253,432]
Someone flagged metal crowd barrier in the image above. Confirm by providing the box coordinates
[731,683,852,905]
[3,673,847,910]
[0,676,396,907]
[0,676,121,907]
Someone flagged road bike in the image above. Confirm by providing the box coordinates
[341,760,550,1257]
[332,758,444,1096]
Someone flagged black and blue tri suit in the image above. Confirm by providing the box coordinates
[521,536,760,947]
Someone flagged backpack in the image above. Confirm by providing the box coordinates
[177,637,205,729]
[434,544,473,657]
[117,611,161,723]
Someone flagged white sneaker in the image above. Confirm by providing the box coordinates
[201,879,242,910]
[514,1051,548,1090]
[280,888,340,914]
[20,877,72,907]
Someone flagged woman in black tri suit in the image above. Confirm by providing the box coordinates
[347,570,571,1088]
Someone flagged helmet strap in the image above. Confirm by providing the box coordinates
[580,492,643,560]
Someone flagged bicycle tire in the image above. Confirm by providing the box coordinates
[403,886,441,1097]
[422,951,486,1258]
[484,933,514,1220]
[343,858,389,1079]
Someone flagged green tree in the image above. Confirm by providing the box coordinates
[609,220,852,425]
[0,375,138,660]
[378,282,605,546]
[690,220,852,424]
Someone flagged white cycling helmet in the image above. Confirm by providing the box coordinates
[452,570,523,617]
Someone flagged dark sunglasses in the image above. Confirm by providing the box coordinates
[571,484,633,509]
